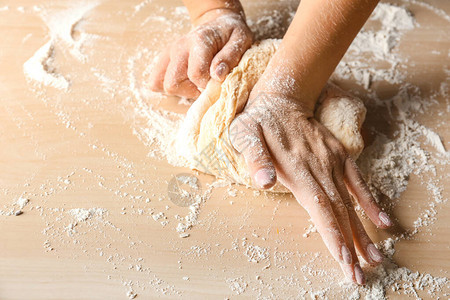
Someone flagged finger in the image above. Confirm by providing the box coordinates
[286,172,359,283]
[350,209,385,266]
[164,47,201,99]
[187,34,216,89]
[210,28,252,81]
[148,50,170,92]
[310,167,365,285]
[229,115,276,189]
[333,168,384,266]
[344,158,393,228]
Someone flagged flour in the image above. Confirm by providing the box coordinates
[370,3,415,31]
[421,126,447,155]
[302,223,317,238]
[1,196,31,216]
[333,3,416,88]
[127,50,186,166]
[16,196,30,209]
[226,277,248,295]
[353,237,449,300]
[69,207,107,222]
[23,1,100,89]
[66,208,107,235]
[23,41,70,90]
[244,243,269,263]
[126,290,137,299]
[15,0,450,299]
[133,0,153,14]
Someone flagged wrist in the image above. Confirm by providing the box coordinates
[193,7,245,26]
[251,64,318,114]
[248,89,315,118]
[183,0,245,26]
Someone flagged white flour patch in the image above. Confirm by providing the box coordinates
[226,276,248,295]
[66,208,107,236]
[16,196,30,209]
[23,41,70,90]
[244,243,269,263]
[69,207,107,222]
[23,1,100,89]
[333,3,416,88]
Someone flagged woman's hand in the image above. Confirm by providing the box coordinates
[229,90,392,285]
[149,9,252,98]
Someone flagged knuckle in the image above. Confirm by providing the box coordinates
[332,141,348,159]
[187,65,208,85]
[193,27,221,48]
[325,149,336,165]
[333,199,347,212]
[344,201,354,210]
[313,194,326,206]
[316,151,336,173]
[163,78,180,94]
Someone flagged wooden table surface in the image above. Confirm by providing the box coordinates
[0,0,449,299]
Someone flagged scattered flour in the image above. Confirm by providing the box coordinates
[23,1,100,89]
[16,196,30,209]
[66,208,107,235]
[333,3,416,88]
[23,41,70,89]
[126,289,137,299]
[244,243,269,263]
[302,222,317,238]
[226,277,248,295]
[350,237,449,300]
[14,0,449,299]
[0,196,31,216]
[69,207,107,222]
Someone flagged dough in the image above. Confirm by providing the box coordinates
[176,39,366,191]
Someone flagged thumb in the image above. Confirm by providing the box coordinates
[210,28,252,82]
[229,116,276,189]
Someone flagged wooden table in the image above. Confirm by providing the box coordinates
[0,0,449,299]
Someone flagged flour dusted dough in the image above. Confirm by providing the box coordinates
[176,39,366,191]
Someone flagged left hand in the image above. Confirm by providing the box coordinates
[148,9,253,99]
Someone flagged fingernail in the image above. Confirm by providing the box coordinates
[341,245,352,265]
[379,211,393,227]
[254,169,275,189]
[354,263,365,285]
[215,62,228,81]
[367,244,384,263]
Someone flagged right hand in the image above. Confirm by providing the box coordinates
[229,88,391,285]
[149,9,253,99]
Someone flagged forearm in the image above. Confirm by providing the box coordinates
[255,0,379,111]
[182,0,244,25]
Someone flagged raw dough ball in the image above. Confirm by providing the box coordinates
[176,39,366,191]
[315,89,367,160]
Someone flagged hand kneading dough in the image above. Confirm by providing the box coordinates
[176,39,366,192]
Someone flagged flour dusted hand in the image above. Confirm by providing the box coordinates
[148,8,252,99]
[176,40,366,190]
[175,40,393,285]
[231,90,391,284]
